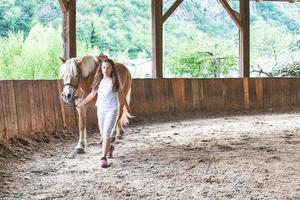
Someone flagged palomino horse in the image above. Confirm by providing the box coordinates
[60,55,132,154]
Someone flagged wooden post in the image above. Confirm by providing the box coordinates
[151,0,163,78]
[243,77,250,109]
[61,0,76,60]
[240,0,250,77]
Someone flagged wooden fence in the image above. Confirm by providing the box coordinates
[1,78,300,142]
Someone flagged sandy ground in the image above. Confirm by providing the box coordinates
[0,111,300,200]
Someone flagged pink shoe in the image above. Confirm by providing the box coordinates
[100,157,109,168]
[106,145,114,159]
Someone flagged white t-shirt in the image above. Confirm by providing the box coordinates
[95,78,118,111]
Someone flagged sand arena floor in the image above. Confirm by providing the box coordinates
[0,111,299,199]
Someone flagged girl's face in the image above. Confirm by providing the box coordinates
[101,62,113,77]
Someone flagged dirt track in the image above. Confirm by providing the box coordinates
[0,111,300,200]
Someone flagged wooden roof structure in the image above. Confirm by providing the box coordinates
[58,0,299,78]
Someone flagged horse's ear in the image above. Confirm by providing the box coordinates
[97,55,108,62]
[59,56,66,64]
[75,58,80,65]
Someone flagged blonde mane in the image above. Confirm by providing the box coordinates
[60,56,99,78]
[79,56,99,77]
[60,58,78,78]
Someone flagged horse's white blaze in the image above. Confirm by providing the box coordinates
[62,85,75,102]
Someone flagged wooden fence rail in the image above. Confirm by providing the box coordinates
[1,78,300,142]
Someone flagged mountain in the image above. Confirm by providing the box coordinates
[1,0,300,58]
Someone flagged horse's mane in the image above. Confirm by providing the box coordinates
[80,56,99,77]
[60,56,99,78]
[60,58,78,78]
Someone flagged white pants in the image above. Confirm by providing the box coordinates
[97,109,118,139]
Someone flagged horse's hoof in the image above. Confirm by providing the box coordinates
[116,135,123,140]
[75,148,85,154]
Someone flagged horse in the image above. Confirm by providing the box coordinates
[59,55,132,154]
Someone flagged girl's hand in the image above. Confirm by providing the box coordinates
[75,98,83,107]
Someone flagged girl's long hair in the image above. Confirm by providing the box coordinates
[92,58,120,92]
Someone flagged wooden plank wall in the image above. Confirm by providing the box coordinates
[130,78,247,115]
[1,78,300,142]
[0,80,76,142]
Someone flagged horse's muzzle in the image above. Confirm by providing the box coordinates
[61,92,76,104]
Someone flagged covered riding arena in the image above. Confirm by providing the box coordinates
[1,0,300,199]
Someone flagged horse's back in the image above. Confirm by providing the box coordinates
[115,62,130,75]
[114,62,132,87]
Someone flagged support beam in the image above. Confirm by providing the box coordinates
[240,0,250,77]
[58,0,69,13]
[152,0,163,78]
[243,77,250,109]
[62,0,76,60]
[219,0,241,29]
[219,0,250,77]
[162,0,184,23]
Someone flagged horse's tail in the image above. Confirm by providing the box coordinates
[120,87,134,127]
[120,87,135,127]
[125,87,135,119]
[117,64,134,132]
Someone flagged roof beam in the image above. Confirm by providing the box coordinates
[219,0,241,30]
[162,0,184,23]
[58,0,69,13]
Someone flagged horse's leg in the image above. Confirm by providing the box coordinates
[75,106,87,154]
[117,122,124,139]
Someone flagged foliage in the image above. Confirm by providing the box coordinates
[0,25,61,79]
[250,20,298,76]
[76,0,151,59]
[164,23,238,77]
[1,0,300,79]
[0,31,24,79]
[254,3,300,34]
[279,60,300,77]
[0,0,41,37]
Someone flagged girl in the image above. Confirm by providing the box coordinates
[76,58,130,168]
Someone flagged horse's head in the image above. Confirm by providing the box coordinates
[59,57,81,104]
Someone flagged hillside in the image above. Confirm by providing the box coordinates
[0,0,300,78]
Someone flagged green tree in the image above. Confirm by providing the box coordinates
[76,0,151,59]
[250,20,295,76]
[0,32,24,79]
[0,25,63,80]
[89,21,101,47]
[164,23,238,78]
[35,0,61,28]
[0,0,39,37]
